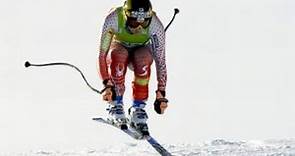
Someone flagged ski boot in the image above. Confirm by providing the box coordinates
[107,97,128,130]
[128,101,150,136]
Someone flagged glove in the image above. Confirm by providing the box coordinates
[154,90,168,114]
[102,79,116,102]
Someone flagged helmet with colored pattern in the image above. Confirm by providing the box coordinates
[123,0,153,28]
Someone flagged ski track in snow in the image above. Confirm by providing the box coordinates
[2,139,295,156]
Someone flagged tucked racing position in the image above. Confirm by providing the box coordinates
[98,0,169,136]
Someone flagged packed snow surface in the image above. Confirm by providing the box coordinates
[3,139,295,156]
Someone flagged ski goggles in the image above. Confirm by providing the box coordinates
[125,9,153,28]
[126,16,151,28]
[125,9,153,23]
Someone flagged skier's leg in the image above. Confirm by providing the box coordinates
[107,42,129,128]
[129,46,153,135]
[131,46,153,103]
[108,42,129,103]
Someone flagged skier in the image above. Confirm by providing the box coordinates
[98,0,168,136]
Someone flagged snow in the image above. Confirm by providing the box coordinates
[2,139,295,156]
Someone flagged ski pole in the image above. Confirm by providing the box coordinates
[25,8,180,95]
[165,8,180,32]
[142,8,180,45]
[24,61,107,94]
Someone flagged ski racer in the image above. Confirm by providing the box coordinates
[98,0,168,136]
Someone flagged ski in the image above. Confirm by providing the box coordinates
[92,117,143,139]
[145,135,172,156]
[92,117,172,156]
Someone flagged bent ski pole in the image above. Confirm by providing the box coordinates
[24,61,107,94]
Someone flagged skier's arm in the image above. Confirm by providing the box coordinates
[149,15,167,92]
[98,10,118,102]
[149,15,169,114]
[98,10,118,82]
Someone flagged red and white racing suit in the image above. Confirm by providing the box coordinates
[98,8,167,102]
